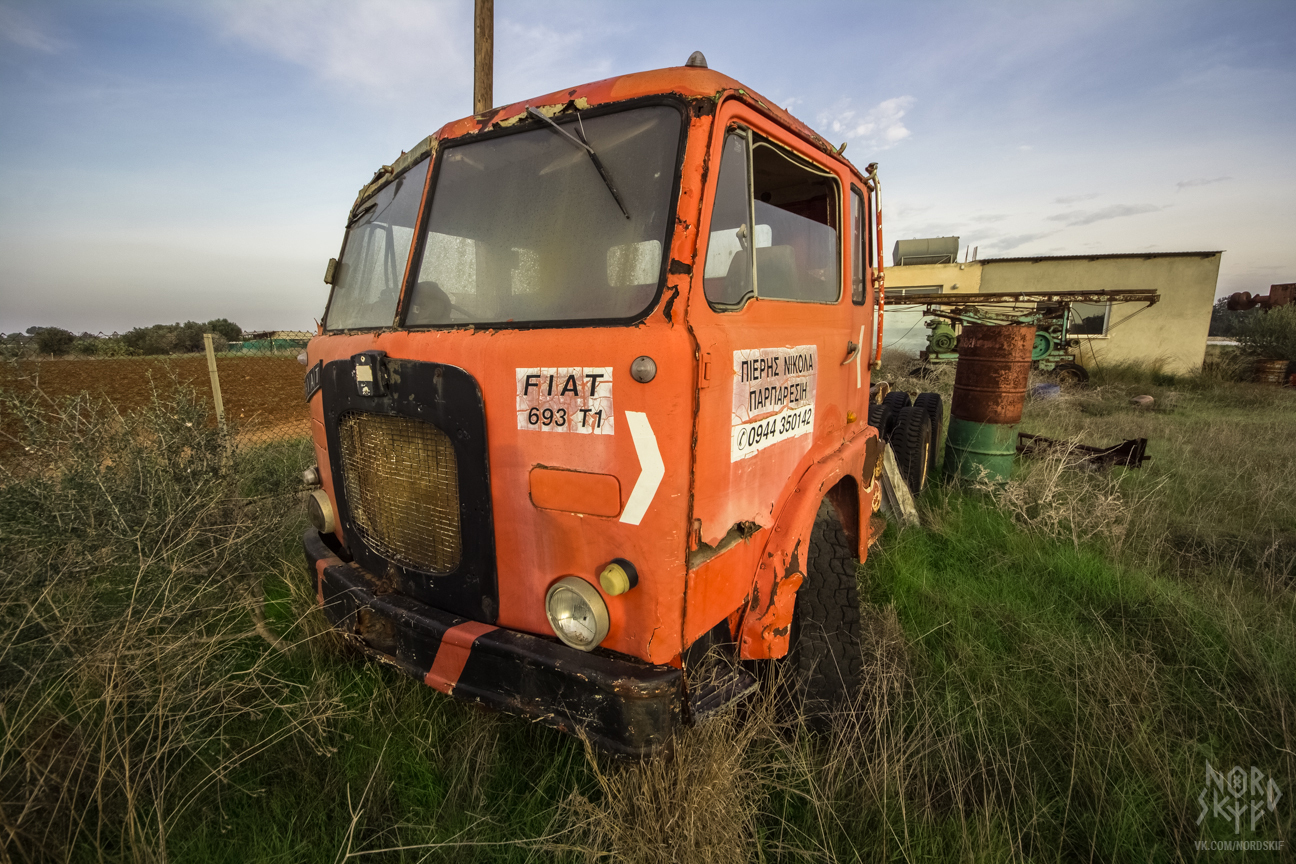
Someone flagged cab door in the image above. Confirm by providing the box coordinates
[683,102,856,642]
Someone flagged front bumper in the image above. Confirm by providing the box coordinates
[304,530,682,756]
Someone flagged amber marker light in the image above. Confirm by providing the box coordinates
[545,577,610,651]
[598,558,639,596]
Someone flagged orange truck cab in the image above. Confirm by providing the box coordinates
[303,58,894,755]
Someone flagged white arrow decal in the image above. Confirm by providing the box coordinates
[620,411,664,525]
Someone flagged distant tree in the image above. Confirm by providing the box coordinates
[100,337,136,357]
[174,321,206,353]
[1209,297,1262,338]
[205,318,242,343]
[72,336,100,355]
[26,326,75,356]
[122,324,178,356]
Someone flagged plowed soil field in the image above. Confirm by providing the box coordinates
[0,355,310,454]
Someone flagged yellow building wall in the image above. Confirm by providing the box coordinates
[879,262,982,356]
[977,254,1222,374]
[883,261,982,295]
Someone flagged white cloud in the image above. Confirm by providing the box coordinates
[1054,193,1099,205]
[207,0,469,97]
[1047,203,1165,227]
[0,4,66,53]
[823,96,915,149]
[985,231,1057,253]
[1176,176,1231,191]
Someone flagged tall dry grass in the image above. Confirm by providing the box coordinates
[0,382,345,862]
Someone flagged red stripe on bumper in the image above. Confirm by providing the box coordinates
[314,555,340,606]
[425,620,497,694]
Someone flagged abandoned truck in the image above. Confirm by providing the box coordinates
[302,58,939,755]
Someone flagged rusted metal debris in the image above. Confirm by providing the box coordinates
[1016,433,1150,469]
[1227,284,1295,311]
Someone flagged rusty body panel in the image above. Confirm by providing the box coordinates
[303,63,887,747]
[949,324,1035,425]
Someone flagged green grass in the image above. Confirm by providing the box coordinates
[3,367,1294,862]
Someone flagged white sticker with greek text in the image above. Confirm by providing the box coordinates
[516,367,613,434]
[731,345,816,460]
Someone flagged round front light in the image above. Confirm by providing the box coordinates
[307,489,335,534]
[545,577,610,651]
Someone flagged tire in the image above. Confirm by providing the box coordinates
[1056,362,1090,385]
[912,392,944,476]
[866,402,892,439]
[880,391,911,440]
[785,499,863,728]
[891,405,933,495]
[882,390,912,413]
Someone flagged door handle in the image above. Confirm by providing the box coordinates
[841,340,860,365]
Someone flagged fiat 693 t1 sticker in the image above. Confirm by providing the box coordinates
[731,346,816,460]
[516,368,614,434]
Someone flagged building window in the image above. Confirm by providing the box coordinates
[1071,301,1110,336]
[889,286,942,301]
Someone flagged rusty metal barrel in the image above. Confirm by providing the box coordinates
[945,324,1036,482]
[1252,359,1290,385]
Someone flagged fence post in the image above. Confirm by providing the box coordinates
[203,333,227,436]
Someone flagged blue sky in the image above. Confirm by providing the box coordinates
[1,0,1293,334]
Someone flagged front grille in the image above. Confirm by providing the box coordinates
[338,412,462,573]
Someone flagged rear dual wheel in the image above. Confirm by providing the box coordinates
[878,391,942,495]
[891,406,933,495]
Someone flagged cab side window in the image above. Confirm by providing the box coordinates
[703,127,841,309]
[851,187,867,305]
[702,132,754,306]
[751,138,839,303]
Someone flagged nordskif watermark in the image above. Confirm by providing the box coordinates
[1196,760,1282,834]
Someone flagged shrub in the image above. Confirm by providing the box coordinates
[205,318,243,343]
[24,326,75,356]
[1235,303,1296,361]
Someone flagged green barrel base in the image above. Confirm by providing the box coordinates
[944,417,1018,483]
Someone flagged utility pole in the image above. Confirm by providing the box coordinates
[474,0,493,115]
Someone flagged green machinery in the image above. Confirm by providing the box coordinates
[889,289,1160,383]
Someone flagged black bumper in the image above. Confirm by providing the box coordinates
[304,530,681,756]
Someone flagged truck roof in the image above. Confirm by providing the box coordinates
[353,65,867,209]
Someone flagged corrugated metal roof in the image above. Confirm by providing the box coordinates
[980,251,1222,264]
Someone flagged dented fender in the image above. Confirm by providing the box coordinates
[736,429,882,660]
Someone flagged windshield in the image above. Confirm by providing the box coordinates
[406,105,682,327]
[325,158,430,331]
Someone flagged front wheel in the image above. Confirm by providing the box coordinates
[784,499,863,728]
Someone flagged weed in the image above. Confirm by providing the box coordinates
[0,381,339,861]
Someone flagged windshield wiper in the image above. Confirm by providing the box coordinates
[526,107,630,220]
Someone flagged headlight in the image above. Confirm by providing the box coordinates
[545,577,610,651]
[308,490,336,534]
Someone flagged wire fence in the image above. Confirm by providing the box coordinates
[0,333,313,479]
